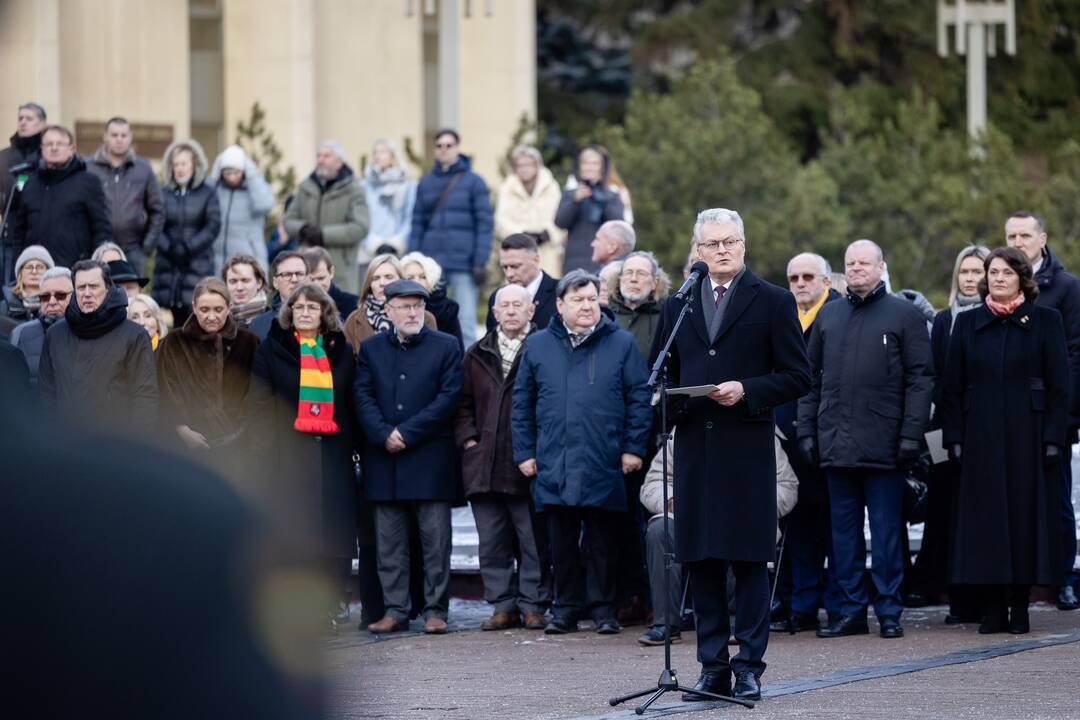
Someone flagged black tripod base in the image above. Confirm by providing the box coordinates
[609,669,755,714]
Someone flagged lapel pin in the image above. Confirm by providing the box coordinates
[1020,315,1029,324]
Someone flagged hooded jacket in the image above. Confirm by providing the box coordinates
[409,154,494,274]
[512,314,652,512]
[208,153,274,275]
[152,140,222,309]
[38,286,158,429]
[1032,244,1080,431]
[87,146,165,257]
[11,155,112,269]
[284,164,369,294]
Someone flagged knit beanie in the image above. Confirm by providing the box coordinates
[15,245,55,277]
[219,145,247,172]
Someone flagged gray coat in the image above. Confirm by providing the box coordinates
[10,317,60,387]
[208,155,274,275]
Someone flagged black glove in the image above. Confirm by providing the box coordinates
[896,438,921,468]
[299,224,324,246]
[1045,444,1061,465]
[799,437,819,467]
[471,265,487,286]
[949,444,963,462]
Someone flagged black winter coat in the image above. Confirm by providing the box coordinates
[485,271,558,334]
[10,316,61,387]
[152,182,221,309]
[798,282,934,470]
[353,326,463,502]
[38,287,158,430]
[941,303,1068,585]
[246,322,357,559]
[656,268,810,562]
[1032,245,1080,432]
[0,131,41,206]
[454,328,530,497]
[11,156,111,269]
[555,188,624,275]
[328,283,358,321]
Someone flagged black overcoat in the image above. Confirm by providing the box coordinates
[656,267,810,562]
[940,302,1068,585]
[353,326,463,502]
[246,322,357,559]
[152,182,221,309]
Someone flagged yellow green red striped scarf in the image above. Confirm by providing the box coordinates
[294,333,338,434]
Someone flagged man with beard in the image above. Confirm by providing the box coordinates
[10,267,74,387]
[38,260,157,431]
[285,140,369,294]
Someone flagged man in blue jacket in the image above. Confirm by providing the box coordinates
[354,279,463,635]
[512,269,652,636]
[410,129,493,348]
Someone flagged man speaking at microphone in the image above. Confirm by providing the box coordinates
[653,208,809,701]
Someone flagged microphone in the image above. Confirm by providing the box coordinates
[674,261,710,301]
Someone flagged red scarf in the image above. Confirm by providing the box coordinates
[985,292,1025,317]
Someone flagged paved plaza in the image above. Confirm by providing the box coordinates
[325,602,1080,720]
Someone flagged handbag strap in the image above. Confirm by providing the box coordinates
[425,172,464,232]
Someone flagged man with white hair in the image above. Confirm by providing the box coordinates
[11,266,73,386]
[591,219,636,268]
[798,239,933,641]
[285,140,369,294]
[653,208,810,701]
[455,283,547,631]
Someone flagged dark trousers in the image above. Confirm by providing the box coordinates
[471,494,544,614]
[828,469,905,620]
[373,501,451,621]
[547,506,619,623]
[644,516,681,628]
[355,498,385,625]
[787,492,841,617]
[688,558,769,678]
[1057,458,1078,588]
[615,469,649,604]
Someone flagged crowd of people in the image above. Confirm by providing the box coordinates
[1,100,1078,701]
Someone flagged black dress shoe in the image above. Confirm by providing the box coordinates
[816,614,869,638]
[1057,585,1080,611]
[596,618,621,635]
[543,617,577,634]
[732,672,762,701]
[878,617,904,638]
[944,612,980,625]
[904,591,931,608]
[978,610,1008,634]
[682,670,731,702]
[1007,605,1030,634]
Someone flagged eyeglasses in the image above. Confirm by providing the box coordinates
[291,303,322,315]
[39,291,70,302]
[698,238,743,252]
[622,270,654,280]
[788,273,821,283]
[275,271,306,280]
[387,301,425,313]
[21,262,48,273]
[42,141,71,150]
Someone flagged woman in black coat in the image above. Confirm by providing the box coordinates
[246,281,359,625]
[909,245,987,621]
[152,139,221,327]
[554,145,625,275]
[941,247,1069,634]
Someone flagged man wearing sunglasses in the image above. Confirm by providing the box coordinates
[771,253,843,634]
[10,266,73,387]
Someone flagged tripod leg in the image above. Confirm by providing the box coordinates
[635,687,668,714]
[609,686,660,706]
[676,685,755,709]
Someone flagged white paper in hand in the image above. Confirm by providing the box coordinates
[667,384,720,398]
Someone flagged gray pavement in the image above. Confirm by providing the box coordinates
[325,603,1080,719]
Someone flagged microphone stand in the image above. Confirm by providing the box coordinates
[608,280,754,714]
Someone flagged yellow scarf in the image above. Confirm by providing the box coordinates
[798,291,829,333]
[151,333,160,351]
